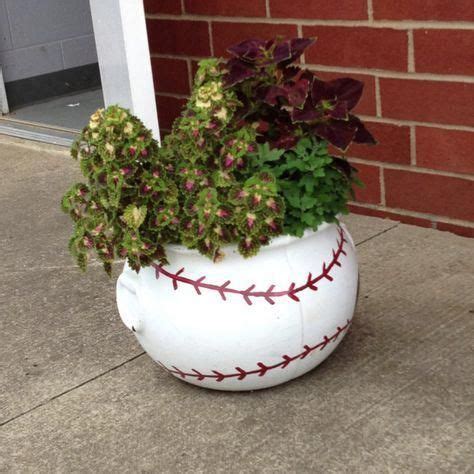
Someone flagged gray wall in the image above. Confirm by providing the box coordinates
[0,0,98,83]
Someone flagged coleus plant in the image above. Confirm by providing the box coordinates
[226,37,375,151]
[62,37,375,274]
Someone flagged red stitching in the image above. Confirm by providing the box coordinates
[152,226,347,305]
[160,319,352,382]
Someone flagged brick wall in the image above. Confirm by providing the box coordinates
[144,0,474,238]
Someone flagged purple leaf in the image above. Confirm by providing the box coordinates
[227,39,266,62]
[291,97,323,122]
[311,78,333,106]
[311,77,364,112]
[273,134,298,150]
[227,37,315,68]
[313,120,357,151]
[284,78,311,108]
[284,38,316,65]
[349,115,377,145]
[282,66,301,81]
[327,100,349,120]
[272,42,292,64]
[225,58,256,87]
[264,85,288,105]
[331,156,358,180]
[328,78,364,111]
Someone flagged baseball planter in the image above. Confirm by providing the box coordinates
[61,37,375,393]
[116,222,358,390]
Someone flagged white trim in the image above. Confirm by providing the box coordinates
[0,67,9,115]
[89,0,160,142]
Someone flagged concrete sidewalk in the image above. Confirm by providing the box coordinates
[0,136,473,473]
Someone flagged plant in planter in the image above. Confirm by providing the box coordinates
[62,37,375,391]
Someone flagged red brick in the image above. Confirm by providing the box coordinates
[436,222,474,238]
[380,79,474,127]
[348,204,433,228]
[373,0,474,21]
[313,70,376,116]
[416,127,474,175]
[303,26,408,71]
[147,19,210,56]
[156,95,187,130]
[347,122,411,165]
[211,22,298,57]
[151,58,190,95]
[270,0,367,20]
[185,0,266,17]
[144,0,182,15]
[415,30,474,76]
[385,169,474,221]
[350,162,381,204]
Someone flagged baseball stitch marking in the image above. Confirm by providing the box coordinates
[158,319,352,382]
[152,226,348,305]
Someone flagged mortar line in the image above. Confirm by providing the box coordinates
[306,63,474,83]
[379,167,386,205]
[357,115,474,132]
[3,0,14,47]
[59,41,66,69]
[0,352,145,429]
[186,58,194,91]
[156,91,189,99]
[374,77,382,117]
[348,157,474,181]
[367,0,374,22]
[297,25,306,63]
[149,52,474,84]
[145,14,474,30]
[407,30,415,72]
[410,126,417,165]
[349,202,474,228]
[208,21,214,56]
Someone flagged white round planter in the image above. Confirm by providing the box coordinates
[116,222,358,391]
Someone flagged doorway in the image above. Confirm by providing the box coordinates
[0,0,158,146]
[0,0,104,145]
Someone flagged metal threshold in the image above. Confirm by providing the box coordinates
[0,117,77,147]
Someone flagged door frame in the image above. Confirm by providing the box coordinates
[89,0,160,142]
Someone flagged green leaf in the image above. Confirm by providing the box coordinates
[299,174,315,193]
[122,205,147,229]
[300,195,318,210]
[70,139,79,159]
[284,188,301,208]
[254,143,286,164]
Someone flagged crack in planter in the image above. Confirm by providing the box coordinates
[158,319,352,382]
[152,226,347,305]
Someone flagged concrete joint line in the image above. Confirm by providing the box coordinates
[355,223,400,247]
[0,352,145,429]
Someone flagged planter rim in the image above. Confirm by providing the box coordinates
[165,220,336,256]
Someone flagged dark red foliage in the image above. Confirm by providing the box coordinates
[224,37,376,151]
